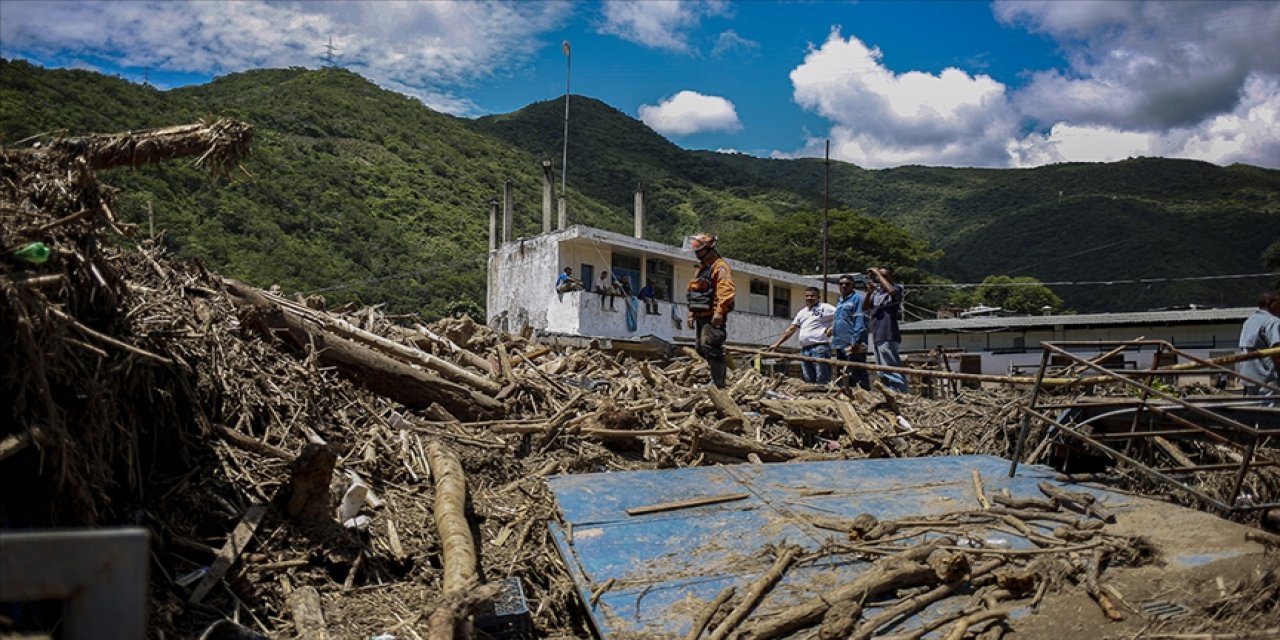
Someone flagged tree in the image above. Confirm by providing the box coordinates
[723,209,941,282]
[952,275,1065,315]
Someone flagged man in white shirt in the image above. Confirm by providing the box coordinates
[769,286,836,383]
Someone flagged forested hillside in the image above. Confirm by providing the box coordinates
[4,59,1277,315]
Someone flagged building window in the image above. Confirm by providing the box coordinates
[645,258,673,301]
[749,279,770,315]
[773,286,791,318]
[611,253,642,295]
[579,264,594,288]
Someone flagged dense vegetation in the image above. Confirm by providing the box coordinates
[4,59,1277,316]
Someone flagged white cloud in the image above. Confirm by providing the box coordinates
[787,28,1018,167]
[785,4,1280,168]
[639,90,742,136]
[1010,74,1280,167]
[0,0,572,115]
[711,29,758,58]
[597,0,727,53]
[995,0,1280,131]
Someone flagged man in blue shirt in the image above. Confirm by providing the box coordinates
[831,274,871,390]
[555,267,583,299]
[866,266,910,393]
[1238,291,1280,402]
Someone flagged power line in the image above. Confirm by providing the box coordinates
[909,271,1278,289]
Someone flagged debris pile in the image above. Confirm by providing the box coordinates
[2,123,1276,639]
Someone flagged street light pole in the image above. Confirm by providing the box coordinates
[560,40,572,221]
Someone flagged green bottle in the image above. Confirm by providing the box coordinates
[13,242,51,264]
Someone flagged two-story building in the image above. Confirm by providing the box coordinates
[487,225,833,350]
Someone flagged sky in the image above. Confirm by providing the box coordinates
[2,0,1278,169]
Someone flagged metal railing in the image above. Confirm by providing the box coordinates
[1009,339,1279,513]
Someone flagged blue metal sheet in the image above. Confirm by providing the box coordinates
[547,454,1129,638]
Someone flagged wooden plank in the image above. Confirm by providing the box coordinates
[626,493,750,516]
[189,503,268,603]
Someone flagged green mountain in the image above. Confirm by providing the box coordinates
[4,59,1277,315]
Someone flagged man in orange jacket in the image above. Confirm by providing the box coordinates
[686,233,736,388]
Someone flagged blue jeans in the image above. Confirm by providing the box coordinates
[801,344,832,384]
[874,340,909,393]
[835,347,870,390]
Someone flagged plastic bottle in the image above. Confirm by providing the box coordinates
[13,242,50,264]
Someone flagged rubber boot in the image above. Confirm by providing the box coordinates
[709,360,727,389]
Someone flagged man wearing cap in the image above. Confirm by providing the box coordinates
[832,274,871,390]
[769,287,836,384]
[686,233,736,388]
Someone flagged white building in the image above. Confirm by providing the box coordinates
[900,307,1253,376]
[486,225,833,349]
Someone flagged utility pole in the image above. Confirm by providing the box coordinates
[559,41,572,224]
[322,36,340,67]
[822,139,830,300]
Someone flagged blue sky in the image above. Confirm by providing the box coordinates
[3,0,1278,168]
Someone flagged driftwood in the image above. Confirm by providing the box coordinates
[693,424,802,462]
[287,586,330,640]
[424,581,502,640]
[285,443,336,523]
[742,540,948,640]
[425,441,478,594]
[225,279,502,421]
[707,545,800,640]
[44,119,254,175]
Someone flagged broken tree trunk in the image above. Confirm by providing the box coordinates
[285,443,336,524]
[425,441,478,594]
[693,424,802,462]
[225,279,502,420]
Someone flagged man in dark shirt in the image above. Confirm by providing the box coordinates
[865,266,909,393]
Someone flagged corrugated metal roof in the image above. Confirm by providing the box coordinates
[902,307,1254,333]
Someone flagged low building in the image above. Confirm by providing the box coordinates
[900,307,1253,375]
[487,225,833,349]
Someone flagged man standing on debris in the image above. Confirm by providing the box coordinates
[769,286,836,384]
[1238,291,1280,400]
[866,266,910,393]
[832,274,871,390]
[686,233,736,388]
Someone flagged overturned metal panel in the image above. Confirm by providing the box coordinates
[547,455,1108,639]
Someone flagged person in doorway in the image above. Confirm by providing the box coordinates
[686,233,736,388]
[831,274,871,390]
[769,286,836,384]
[555,267,583,296]
[595,270,617,310]
[639,282,659,315]
[1238,291,1280,401]
[865,266,910,393]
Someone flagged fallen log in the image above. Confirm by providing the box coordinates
[287,586,330,640]
[707,545,801,640]
[425,441,478,594]
[693,424,803,462]
[225,279,502,420]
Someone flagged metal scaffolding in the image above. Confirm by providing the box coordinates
[1009,339,1279,513]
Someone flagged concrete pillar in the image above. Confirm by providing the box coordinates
[502,180,514,243]
[633,183,645,239]
[541,161,554,233]
[557,195,567,230]
[488,198,498,251]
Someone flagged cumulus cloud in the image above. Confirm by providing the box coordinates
[639,90,742,136]
[0,0,571,115]
[786,3,1280,168]
[598,0,727,53]
[787,28,1018,167]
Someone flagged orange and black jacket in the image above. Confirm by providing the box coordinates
[687,255,736,319]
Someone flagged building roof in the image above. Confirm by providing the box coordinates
[901,307,1255,333]
[556,225,822,288]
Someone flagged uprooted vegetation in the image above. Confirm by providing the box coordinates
[2,123,1277,639]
